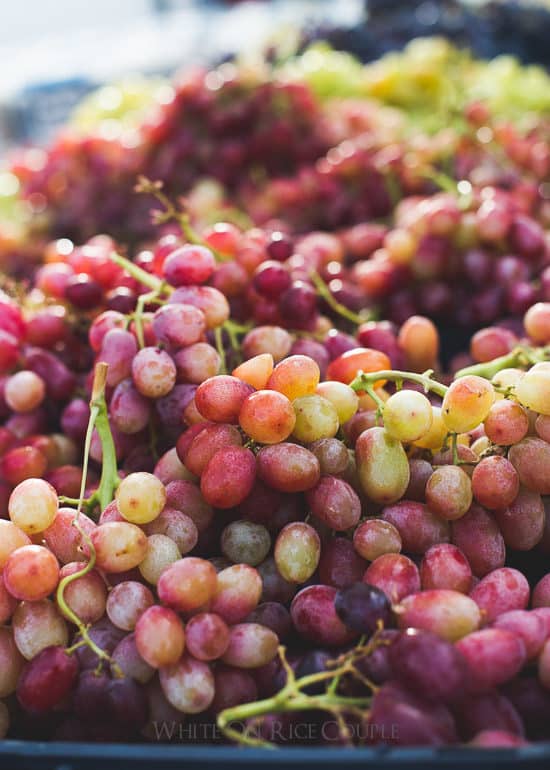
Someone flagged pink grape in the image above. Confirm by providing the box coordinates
[397,590,481,642]
[210,564,262,623]
[456,628,526,692]
[135,605,185,669]
[364,553,421,603]
[200,446,256,509]
[106,581,154,631]
[159,654,215,714]
[184,612,230,661]
[290,584,357,647]
[17,646,78,713]
[382,501,450,554]
[470,568,530,624]
[420,544,472,593]
[451,504,505,577]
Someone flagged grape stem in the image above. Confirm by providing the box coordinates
[57,364,121,674]
[454,345,550,380]
[310,270,371,327]
[350,369,448,398]
[110,252,171,294]
[217,642,380,748]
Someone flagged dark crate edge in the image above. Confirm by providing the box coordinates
[1,741,550,770]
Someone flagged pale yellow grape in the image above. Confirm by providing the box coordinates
[116,472,166,525]
[515,366,550,416]
[413,406,448,451]
[292,395,339,443]
[442,376,495,433]
[492,368,524,390]
[315,381,359,424]
[8,479,58,535]
[356,427,410,504]
[383,390,433,442]
[139,534,181,585]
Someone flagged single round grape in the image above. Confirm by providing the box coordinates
[111,634,154,684]
[99,329,137,388]
[131,347,176,399]
[135,605,185,669]
[456,629,526,692]
[168,285,229,329]
[383,501,450,554]
[152,303,206,349]
[200,446,256,509]
[42,508,96,565]
[153,447,192,485]
[246,602,291,641]
[306,476,361,531]
[314,380,358,424]
[258,557,296,605]
[274,522,320,584]
[163,244,216,287]
[159,654,215,714]
[290,585,357,647]
[364,553,420,603]
[471,456,519,510]
[398,316,439,373]
[209,665,258,715]
[308,438,349,476]
[0,520,31,570]
[139,534,181,584]
[508,437,550,494]
[291,394,339,443]
[145,506,199,553]
[239,390,296,444]
[181,423,242,476]
[221,623,279,669]
[57,563,107,624]
[353,519,402,561]
[326,347,390,386]
[90,522,148,573]
[106,581,154,631]
[484,399,529,446]
[413,406,447,451]
[318,536,367,589]
[233,353,274,390]
[383,390,433,442]
[267,355,320,402]
[451,504,505,578]
[17,645,78,714]
[442,376,495,433]
[210,564,262,624]
[524,302,550,344]
[242,326,292,363]
[0,445,48,485]
[356,427,410,504]
[335,582,392,634]
[514,366,550,416]
[397,589,481,642]
[185,613,230,661]
[157,557,217,613]
[4,545,59,602]
[425,465,473,521]
[493,610,546,661]
[257,443,320,493]
[174,342,220,384]
[470,567,529,624]
[221,520,271,567]
[420,544,472,593]
[4,370,45,413]
[13,599,68,660]
[109,379,151,435]
[8,478,58,535]
[195,375,253,423]
[115,472,166,525]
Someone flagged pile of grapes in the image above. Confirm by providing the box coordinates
[0,37,550,752]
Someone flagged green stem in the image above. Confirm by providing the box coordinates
[133,288,163,349]
[450,432,459,465]
[454,346,550,380]
[214,326,227,375]
[110,252,171,294]
[350,369,448,398]
[310,270,369,326]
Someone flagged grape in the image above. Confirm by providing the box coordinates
[99,329,137,388]
[502,677,550,741]
[290,584,357,647]
[420,544,472,593]
[152,303,206,349]
[153,448,192,485]
[195,375,253,423]
[524,302,550,344]
[0,627,24,697]
[158,556,217,614]
[353,519,402,561]
[174,342,220,385]
[257,443,320,493]
[425,465,473,521]
[131,347,176,399]
[389,629,467,703]
[57,562,107,624]
[334,582,392,634]
[13,599,68,660]
[168,286,229,329]
[185,613,230,662]
[278,281,317,327]
[258,557,296,605]
[397,590,481,642]
[0,520,31,570]
[111,633,154,684]
[0,445,48,485]
[253,260,291,299]
[494,487,544,550]
[451,504,505,577]
[470,327,518,363]
[180,423,241,476]
[397,316,439,373]
[455,691,525,741]
[363,553,420,603]
[8,478,58,534]
[222,623,279,669]
[220,520,270,567]
[159,654,215,714]
[456,629,526,692]
[210,564,262,624]
[318,536,367,589]
[4,371,45,413]
[139,534,182,584]
[274,522,320,584]
[210,665,259,716]
[134,605,185,668]
[163,244,216,287]
[356,427,410,504]
[115,472,166,525]
[156,384,197,430]
[246,602,291,641]
[382,501,450,554]
[232,353,274,390]
[470,568,529,624]
[508,437,550,494]
[413,406,448,451]
[239,390,296,444]
[90,522,148,573]
[74,617,124,670]
[3,545,59,602]
[315,380,358,424]
[325,348,390,385]
[514,365,550,415]
[308,438,349,476]
[107,675,148,727]
[146,504,201,548]
[493,610,546,660]
[200,446,256,508]
[535,414,550,443]
[106,581,154,631]
[383,390,433,442]
[442,376,495,433]
[266,355,320,402]
[65,274,102,309]
[306,476,361,531]
[109,380,151,434]
[532,574,550,608]
[291,394,339,443]
[242,326,292,362]
[17,646,78,714]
